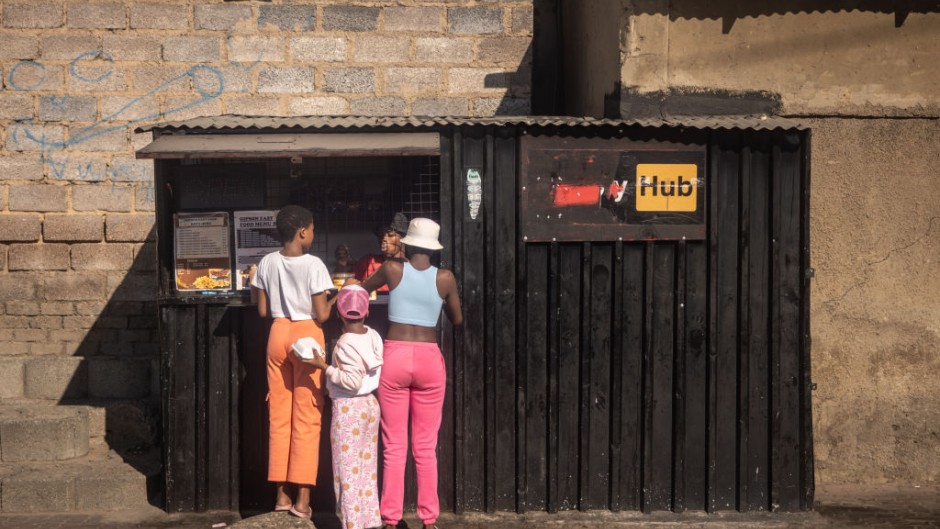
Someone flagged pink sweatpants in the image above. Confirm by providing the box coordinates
[377,340,446,526]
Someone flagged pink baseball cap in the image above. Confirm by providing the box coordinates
[337,285,370,319]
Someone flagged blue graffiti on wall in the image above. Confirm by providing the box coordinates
[7,60,47,91]
[5,6,276,186]
[9,63,224,151]
[7,54,227,187]
[69,50,114,83]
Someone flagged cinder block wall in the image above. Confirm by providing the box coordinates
[0,0,533,403]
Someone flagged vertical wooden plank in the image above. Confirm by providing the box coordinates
[555,243,581,510]
[641,242,654,514]
[738,144,752,512]
[237,307,274,511]
[608,241,624,511]
[459,130,487,512]
[438,131,456,513]
[771,133,803,511]
[708,133,740,512]
[577,242,591,510]
[483,131,497,513]
[800,132,815,511]
[673,240,687,512]
[582,243,612,509]
[228,307,240,513]
[546,242,560,512]
[647,243,675,511]
[166,305,196,511]
[194,304,208,512]
[618,243,644,511]
[206,306,231,510]
[523,244,548,512]
[159,305,174,510]
[515,235,530,513]
[745,134,772,511]
[492,130,517,511]
[682,241,708,510]
[451,128,466,514]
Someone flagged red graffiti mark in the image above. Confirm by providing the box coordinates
[606,180,625,200]
[553,184,601,207]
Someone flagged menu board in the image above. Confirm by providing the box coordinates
[234,210,281,290]
[174,212,232,292]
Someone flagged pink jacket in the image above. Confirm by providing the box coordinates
[325,327,383,398]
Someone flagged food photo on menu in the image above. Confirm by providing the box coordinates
[174,212,233,293]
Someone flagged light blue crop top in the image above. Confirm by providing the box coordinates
[388,262,444,327]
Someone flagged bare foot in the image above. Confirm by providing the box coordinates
[293,484,312,514]
[274,482,292,509]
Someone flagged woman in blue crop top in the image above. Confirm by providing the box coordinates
[347,217,462,529]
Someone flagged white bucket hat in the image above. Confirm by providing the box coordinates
[400,217,444,250]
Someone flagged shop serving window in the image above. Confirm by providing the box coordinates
[159,155,440,298]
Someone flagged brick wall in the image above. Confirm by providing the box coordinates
[0,0,534,402]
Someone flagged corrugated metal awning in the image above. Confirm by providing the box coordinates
[135,114,806,134]
[135,132,440,159]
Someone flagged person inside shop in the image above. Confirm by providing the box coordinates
[248,205,334,520]
[351,212,409,293]
[332,243,354,275]
[345,218,463,529]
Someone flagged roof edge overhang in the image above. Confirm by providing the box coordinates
[135,114,807,136]
[135,115,807,159]
[135,131,440,159]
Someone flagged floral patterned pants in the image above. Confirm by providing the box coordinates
[331,395,382,529]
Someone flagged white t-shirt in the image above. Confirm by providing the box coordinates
[250,251,333,320]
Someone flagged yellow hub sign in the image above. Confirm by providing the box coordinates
[636,164,698,212]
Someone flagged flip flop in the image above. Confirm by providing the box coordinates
[289,505,312,520]
[274,503,292,512]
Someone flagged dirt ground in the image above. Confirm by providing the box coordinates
[0,484,936,529]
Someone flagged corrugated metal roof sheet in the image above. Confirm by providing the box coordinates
[136,114,805,133]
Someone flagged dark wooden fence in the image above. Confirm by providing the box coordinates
[436,126,812,513]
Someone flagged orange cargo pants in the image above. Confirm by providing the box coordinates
[266,318,325,485]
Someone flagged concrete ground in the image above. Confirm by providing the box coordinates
[0,485,936,529]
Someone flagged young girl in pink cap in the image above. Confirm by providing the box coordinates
[347,217,463,529]
[303,285,384,529]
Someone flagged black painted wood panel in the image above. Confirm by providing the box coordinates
[555,243,582,511]
[438,129,457,513]
[771,133,804,511]
[206,306,232,510]
[492,130,518,511]
[163,305,196,512]
[582,243,612,510]
[236,308,273,512]
[523,243,548,511]
[682,241,709,512]
[615,243,644,512]
[647,242,676,512]
[709,133,740,512]
[457,130,487,512]
[744,136,772,512]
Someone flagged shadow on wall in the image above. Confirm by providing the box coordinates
[483,43,533,116]
[629,0,940,32]
[55,224,163,508]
